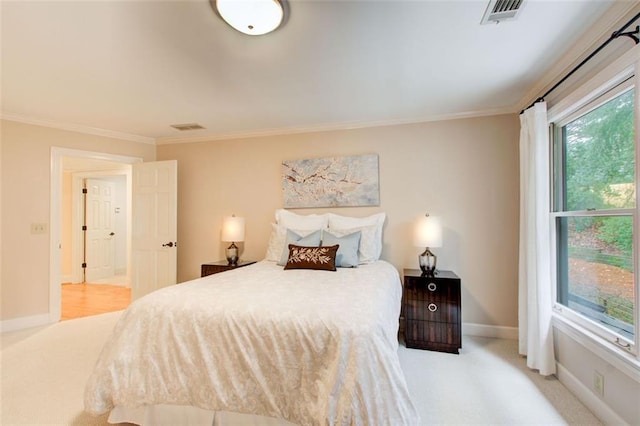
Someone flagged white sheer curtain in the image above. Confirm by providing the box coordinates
[518,101,556,376]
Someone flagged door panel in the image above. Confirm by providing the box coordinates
[85,179,115,282]
[132,160,178,300]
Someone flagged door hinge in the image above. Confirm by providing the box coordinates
[81,263,87,269]
[82,188,88,194]
[82,225,87,231]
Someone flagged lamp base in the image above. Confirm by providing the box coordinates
[419,247,437,277]
[226,242,239,266]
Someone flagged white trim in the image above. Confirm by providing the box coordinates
[50,148,142,324]
[155,107,512,145]
[463,322,518,340]
[556,362,629,426]
[547,44,640,122]
[0,314,50,333]
[553,315,640,383]
[517,1,639,113]
[61,274,73,283]
[1,113,156,145]
[3,106,514,147]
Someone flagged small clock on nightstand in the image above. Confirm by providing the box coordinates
[201,260,256,277]
[403,269,462,354]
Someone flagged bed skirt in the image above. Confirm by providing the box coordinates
[109,405,298,426]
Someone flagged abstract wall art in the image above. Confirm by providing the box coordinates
[282,154,380,208]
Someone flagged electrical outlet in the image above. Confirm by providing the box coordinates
[594,371,604,397]
[30,223,48,234]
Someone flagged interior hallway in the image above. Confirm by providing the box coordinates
[61,277,130,321]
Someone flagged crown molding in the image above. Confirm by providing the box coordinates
[516,1,640,113]
[156,106,515,145]
[0,112,156,145]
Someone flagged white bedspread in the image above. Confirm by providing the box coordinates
[84,260,419,425]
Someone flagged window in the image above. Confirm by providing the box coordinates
[552,78,637,353]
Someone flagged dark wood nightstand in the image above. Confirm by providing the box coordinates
[201,260,257,277]
[403,269,461,354]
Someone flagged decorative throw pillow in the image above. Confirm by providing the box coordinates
[321,230,361,268]
[277,229,322,265]
[329,223,381,264]
[327,212,385,263]
[284,244,339,271]
[265,224,320,262]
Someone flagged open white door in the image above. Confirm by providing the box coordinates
[132,160,178,300]
[85,178,116,282]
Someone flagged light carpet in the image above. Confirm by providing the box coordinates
[1,311,602,425]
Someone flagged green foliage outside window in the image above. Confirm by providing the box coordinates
[564,89,635,257]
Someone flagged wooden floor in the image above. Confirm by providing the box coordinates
[61,283,131,321]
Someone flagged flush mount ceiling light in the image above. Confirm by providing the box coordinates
[213,0,285,36]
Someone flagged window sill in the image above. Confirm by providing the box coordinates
[552,314,640,383]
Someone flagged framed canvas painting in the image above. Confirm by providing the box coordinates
[282,154,380,208]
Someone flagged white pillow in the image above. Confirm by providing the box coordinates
[275,209,329,230]
[264,223,321,262]
[327,213,386,263]
[327,212,386,230]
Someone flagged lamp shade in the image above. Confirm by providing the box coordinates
[215,0,284,36]
[221,216,245,242]
[414,215,442,248]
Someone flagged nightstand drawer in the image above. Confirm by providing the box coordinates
[405,319,461,351]
[405,277,458,299]
[404,297,459,324]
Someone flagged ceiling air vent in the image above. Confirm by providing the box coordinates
[170,123,205,131]
[481,0,525,25]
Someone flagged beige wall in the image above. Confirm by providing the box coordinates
[0,119,155,321]
[554,330,640,424]
[158,114,520,328]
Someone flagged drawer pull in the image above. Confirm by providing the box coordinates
[428,303,438,312]
[427,282,437,292]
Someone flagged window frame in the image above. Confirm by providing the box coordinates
[549,63,639,359]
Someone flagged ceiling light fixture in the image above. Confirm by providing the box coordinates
[213,0,285,36]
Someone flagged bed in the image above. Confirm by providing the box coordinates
[84,211,420,425]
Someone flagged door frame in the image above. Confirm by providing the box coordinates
[50,147,142,322]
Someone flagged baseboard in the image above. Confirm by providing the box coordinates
[61,274,73,283]
[1,313,51,333]
[556,362,629,426]
[463,322,518,340]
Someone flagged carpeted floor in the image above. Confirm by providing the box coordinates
[1,312,602,425]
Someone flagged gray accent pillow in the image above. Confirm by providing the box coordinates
[277,229,322,266]
[322,230,361,268]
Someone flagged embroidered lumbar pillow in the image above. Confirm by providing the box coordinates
[283,244,339,271]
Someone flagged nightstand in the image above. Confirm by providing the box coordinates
[403,269,461,354]
[201,260,256,277]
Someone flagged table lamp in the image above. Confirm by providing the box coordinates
[414,214,442,276]
[221,215,245,266]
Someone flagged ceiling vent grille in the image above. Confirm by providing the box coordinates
[481,0,525,24]
[170,123,205,131]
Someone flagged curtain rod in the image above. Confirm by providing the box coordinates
[521,11,640,114]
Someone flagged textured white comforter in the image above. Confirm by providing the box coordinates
[84,260,419,425]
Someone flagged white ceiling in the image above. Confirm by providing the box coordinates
[0,0,631,144]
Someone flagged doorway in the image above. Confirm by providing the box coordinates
[64,171,130,284]
[62,162,132,319]
[50,147,142,322]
